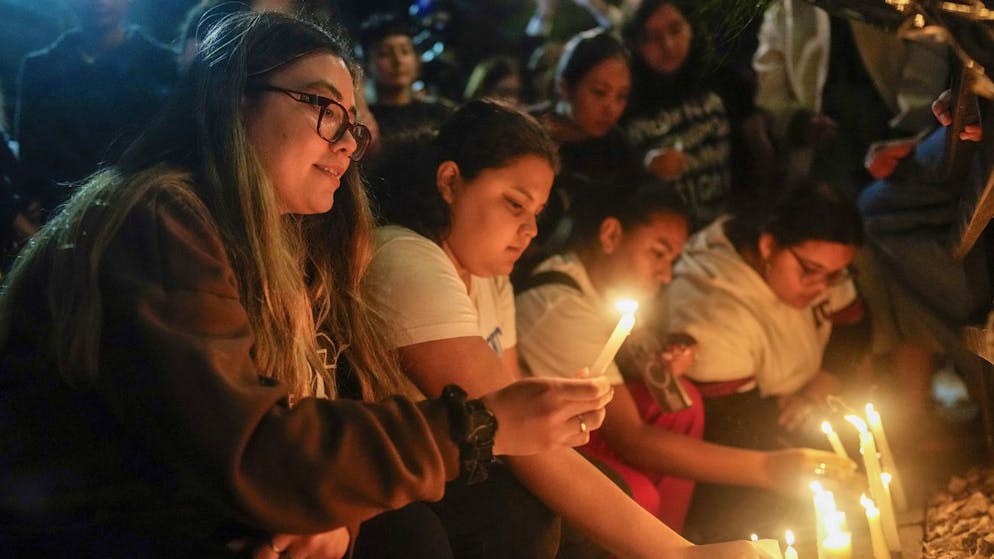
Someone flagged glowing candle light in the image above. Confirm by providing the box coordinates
[865,403,907,511]
[820,421,849,459]
[810,481,837,559]
[748,534,783,559]
[591,299,638,374]
[784,530,799,559]
[845,414,900,551]
[860,494,890,559]
[822,531,852,559]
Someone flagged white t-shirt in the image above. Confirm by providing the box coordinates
[660,218,857,396]
[515,252,626,386]
[365,225,516,356]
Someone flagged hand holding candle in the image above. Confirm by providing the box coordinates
[591,299,638,375]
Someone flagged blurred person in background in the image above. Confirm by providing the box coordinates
[14,0,176,221]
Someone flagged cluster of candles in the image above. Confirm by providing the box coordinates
[595,302,907,559]
[751,404,906,558]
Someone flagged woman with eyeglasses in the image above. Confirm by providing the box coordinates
[0,12,617,559]
[655,180,864,542]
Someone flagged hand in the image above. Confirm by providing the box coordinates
[805,114,837,147]
[647,148,688,180]
[864,138,916,179]
[253,527,351,559]
[482,374,614,454]
[932,88,982,141]
[761,448,858,495]
[661,333,697,377]
[776,392,817,432]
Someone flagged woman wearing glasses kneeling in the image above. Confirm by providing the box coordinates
[0,12,615,559]
[656,180,864,543]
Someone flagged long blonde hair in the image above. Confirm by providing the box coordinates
[0,12,407,400]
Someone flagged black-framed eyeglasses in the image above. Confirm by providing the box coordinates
[786,247,854,286]
[249,84,371,161]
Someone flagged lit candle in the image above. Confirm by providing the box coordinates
[860,494,890,559]
[810,481,836,559]
[845,414,900,551]
[865,403,907,511]
[822,531,852,559]
[784,530,799,559]
[820,421,849,459]
[590,299,638,374]
[749,535,784,559]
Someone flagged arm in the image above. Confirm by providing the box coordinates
[399,338,694,556]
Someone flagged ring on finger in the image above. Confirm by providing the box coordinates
[577,414,588,434]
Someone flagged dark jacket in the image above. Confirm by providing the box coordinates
[0,176,457,557]
[14,26,177,217]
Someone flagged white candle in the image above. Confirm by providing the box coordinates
[845,415,900,551]
[820,421,849,459]
[751,538,782,558]
[810,481,836,559]
[590,299,638,374]
[822,531,852,559]
[860,494,890,559]
[784,530,799,559]
[865,403,907,511]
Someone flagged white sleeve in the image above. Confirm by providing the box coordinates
[753,0,802,139]
[666,288,762,384]
[366,232,480,348]
[516,287,625,385]
[495,276,517,350]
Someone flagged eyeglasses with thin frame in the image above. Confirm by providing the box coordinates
[249,84,371,161]
[786,246,854,286]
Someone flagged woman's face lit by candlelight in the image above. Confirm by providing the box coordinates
[244,53,360,215]
[758,236,857,308]
[438,155,554,278]
[598,210,689,299]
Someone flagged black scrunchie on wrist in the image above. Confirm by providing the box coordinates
[440,384,498,484]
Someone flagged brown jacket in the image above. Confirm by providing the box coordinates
[0,179,458,556]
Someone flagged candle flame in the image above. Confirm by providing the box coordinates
[750,533,758,542]
[844,414,868,433]
[860,494,878,512]
[865,403,881,422]
[785,530,795,546]
[820,420,834,434]
[615,299,639,314]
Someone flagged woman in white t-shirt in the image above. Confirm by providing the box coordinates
[364,100,768,559]
[659,181,866,542]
